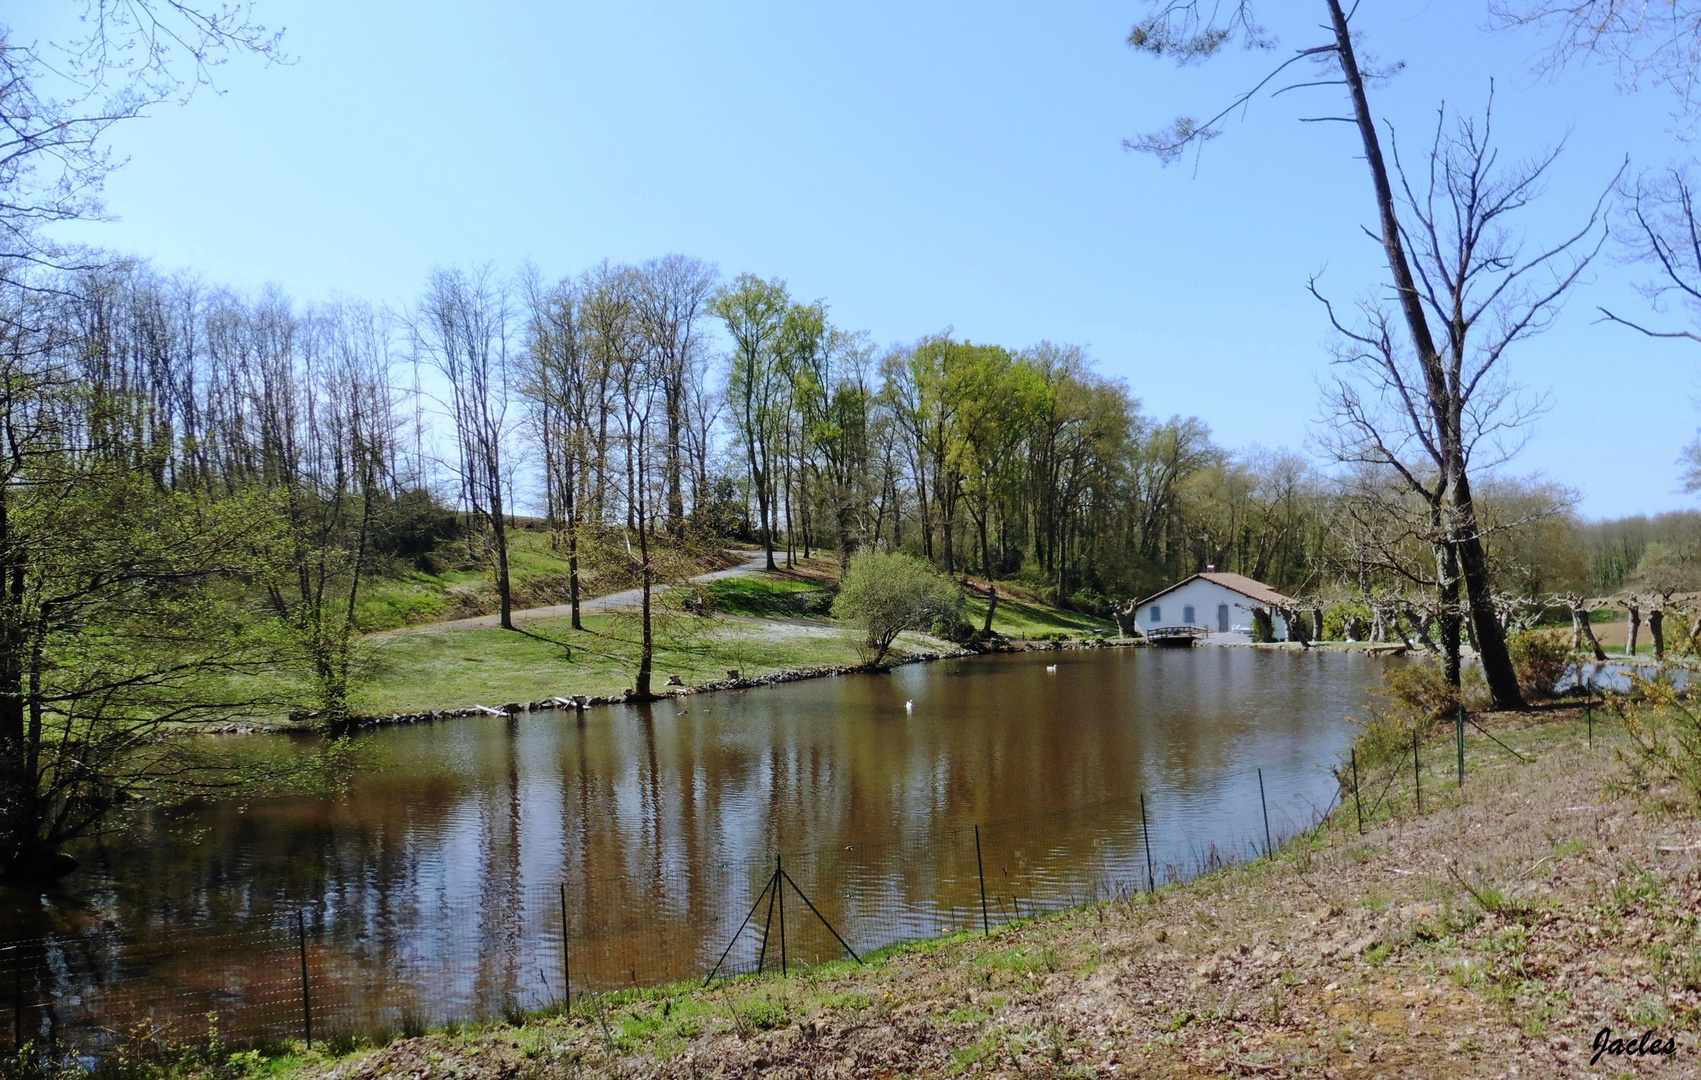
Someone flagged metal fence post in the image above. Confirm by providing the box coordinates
[776,856,787,976]
[1587,701,1593,749]
[1351,747,1363,834]
[973,825,989,936]
[1414,729,1421,813]
[1456,706,1465,787]
[560,881,571,1005]
[297,910,312,1050]
[1139,792,1155,892]
[1257,768,1272,858]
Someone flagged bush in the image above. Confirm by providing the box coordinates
[1608,676,1701,814]
[1382,658,1487,720]
[1353,661,1485,772]
[831,551,964,666]
[1506,629,1571,700]
[1067,588,1112,618]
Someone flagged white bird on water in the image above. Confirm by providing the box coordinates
[1045,664,1057,673]
[904,700,913,713]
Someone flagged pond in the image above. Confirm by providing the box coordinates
[0,646,1388,1047]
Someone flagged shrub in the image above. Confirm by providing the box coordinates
[830,551,964,666]
[1067,588,1112,618]
[1353,659,1488,771]
[1505,629,1570,700]
[1607,676,1701,814]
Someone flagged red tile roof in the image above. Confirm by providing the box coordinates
[1138,572,1297,609]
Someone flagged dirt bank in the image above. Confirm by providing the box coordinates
[298,703,1699,1078]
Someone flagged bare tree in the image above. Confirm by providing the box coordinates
[1130,2,1616,708]
[520,266,589,628]
[1,3,282,278]
[633,256,718,537]
[609,284,665,698]
[1492,1,1701,133]
[414,267,518,629]
[1313,99,1611,695]
[714,275,790,570]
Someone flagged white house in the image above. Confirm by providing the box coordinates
[1135,569,1296,641]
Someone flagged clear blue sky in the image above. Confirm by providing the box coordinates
[14,0,1698,519]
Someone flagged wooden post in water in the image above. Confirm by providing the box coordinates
[1257,769,1272,858]
[297,909,312,1050]
[974,825,989,936]
[1139,793,1155,892]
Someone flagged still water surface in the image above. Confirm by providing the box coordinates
[2,646,1386,1042]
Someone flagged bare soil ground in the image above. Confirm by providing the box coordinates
[310,705,1701,1078]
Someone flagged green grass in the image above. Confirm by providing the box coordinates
[347,612,942,713]
[964,596,1115,639]
[704,575,832,617]
[354,530,572,632]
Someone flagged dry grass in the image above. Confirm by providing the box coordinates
[305,704,1701,1078]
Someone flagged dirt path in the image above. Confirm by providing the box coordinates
[383,549,771,635]
[312,705,1700,1078]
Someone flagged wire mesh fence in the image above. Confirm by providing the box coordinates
[3,760,1353,1055]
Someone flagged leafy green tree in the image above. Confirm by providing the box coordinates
[831,550,963,666]
[0,337,289,882]
[714,276,791,570]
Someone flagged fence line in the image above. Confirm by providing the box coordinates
[5,758,1372,1054]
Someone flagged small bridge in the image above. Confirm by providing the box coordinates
[1144,625,1210,647]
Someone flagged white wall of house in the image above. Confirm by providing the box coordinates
[1141,579,1287,639]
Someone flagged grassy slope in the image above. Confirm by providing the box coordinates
[344,565,1115,714]
[352,532,749,632]
[349,613,943,713]
[270,703,1697,1078]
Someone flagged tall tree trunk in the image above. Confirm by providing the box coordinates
[1453,491,1523,708]
[1328,0,1524,710]
[637,516,653,700]
[1648,607,1665,661]
[1625,601,1641,657]
[665,378,684,537]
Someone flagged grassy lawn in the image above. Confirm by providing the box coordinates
[964,595,1116,638]
[347,612,943,713]
[704,574,833,617]
[327,559,1115,716]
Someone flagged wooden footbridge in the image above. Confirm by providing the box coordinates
[1144,625,1210,647]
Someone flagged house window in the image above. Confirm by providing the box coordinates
[1183,605,1195,624]
[1149,605,1161,623]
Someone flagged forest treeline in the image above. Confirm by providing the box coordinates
[11,254,1691,643]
